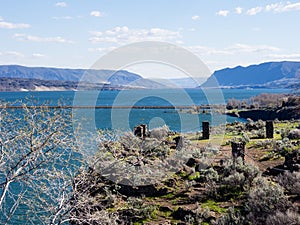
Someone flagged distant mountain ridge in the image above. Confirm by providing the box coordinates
[2,62,300,91]
[0,65,166,90]
[202,61,300,88]
[0,65,84,81]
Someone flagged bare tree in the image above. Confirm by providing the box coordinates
[0,102,82,224]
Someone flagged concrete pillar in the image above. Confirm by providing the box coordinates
[266,120,274,139]
[231,142,245,163]
[133,124,147,138]
[173,136,183,150]
[202,121,210,139]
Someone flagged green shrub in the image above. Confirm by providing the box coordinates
[201,200,226,214]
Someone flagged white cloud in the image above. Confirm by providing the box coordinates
[226,43,280,53]
[188,28,196,32]
[32,53,45,58]
[243,2,300,16]
[216,2,300,17]
[52,16,73,20]
[55,2,67,7]
[266,2,300,13]
[0,51,47,65]
[265,3,282,12]
[235,7,243,14]
[192,15,200,20]
[89,26,181,44]
[216,10,229,17]
[216,10,230,17]
[189,43,280,57]
[90,11,104,17]
[0,51,25,58]
[88,46,117,54]
[282,2,300,12]
[189,43,284,71]
[247,7,263,15]
[13,33,74,44]
[0,17,30,29]
[267,53,300,59]
[189,46,231,56]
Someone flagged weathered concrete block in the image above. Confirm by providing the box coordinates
[202,121,210,140]
[231,141,245,163]
[266,120,274,139]
[133,124,148,138]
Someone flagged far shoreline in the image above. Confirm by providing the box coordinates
[0,87,294,92]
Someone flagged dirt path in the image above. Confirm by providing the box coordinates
[213,145,284,172]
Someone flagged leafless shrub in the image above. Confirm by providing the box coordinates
[245,119,264,131]
[282,95,300,107]
[223,158,260,188]
[204,180,218,198]
[226,122,245,133]
[266,209,300,225]
[281,128,291,139]
[250,93,286,108]
[102,129,170,160]
[68,171,122,225]
[277,171,300,195]
[252,139,274,149]
[253,138,293,153]
[246,177,290,224]
[0,101,82,224]
[149,125,170,140]
[216,207,248,225]
[205,167,219,182]
[288,129,300,139]
[226,99,242,110]
[223,172,245,190]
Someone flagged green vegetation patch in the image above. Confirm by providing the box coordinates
[201,200,227,214]
[188,172,201,181]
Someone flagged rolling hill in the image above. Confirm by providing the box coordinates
[0,65,166,90]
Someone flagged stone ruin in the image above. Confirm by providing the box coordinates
[231,141,245,164]
[133,124,148,138]
[202,121,210,140]
[266,120,274,139]
[173,136,183,150]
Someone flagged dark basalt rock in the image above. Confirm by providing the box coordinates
[117,183,168,197]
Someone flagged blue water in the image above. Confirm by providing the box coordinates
[0,88,291,132]
[0,88,291,106]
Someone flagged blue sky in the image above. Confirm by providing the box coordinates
[1,0,300,78]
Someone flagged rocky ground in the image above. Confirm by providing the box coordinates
[70,121,300,225]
